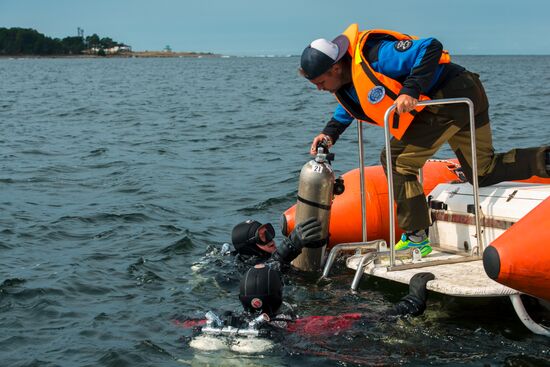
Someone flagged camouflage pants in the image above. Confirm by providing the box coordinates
[381,71,549,232]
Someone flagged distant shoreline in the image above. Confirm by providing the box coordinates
[0,51,221,59]
[3,54,550,60]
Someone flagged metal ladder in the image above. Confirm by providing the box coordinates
[322,97,482,282]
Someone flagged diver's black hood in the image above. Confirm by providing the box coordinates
[239,265,282,316]
[231,220,274,258]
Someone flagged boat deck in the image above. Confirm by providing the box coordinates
[346,249,518,297]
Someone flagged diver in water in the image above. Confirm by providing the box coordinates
[182,264,436,351]
[191,217,321,295]
[238,264,435,323]
[193,217,320,274]
[229,217,323,271]
[230,220,277,261]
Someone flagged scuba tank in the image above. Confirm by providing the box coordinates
[291,145,344,271]
[189,311,275,353]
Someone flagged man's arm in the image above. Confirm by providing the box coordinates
[310,104,353,154]
[371,37,444,114]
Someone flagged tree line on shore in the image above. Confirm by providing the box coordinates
[0,27,127,55]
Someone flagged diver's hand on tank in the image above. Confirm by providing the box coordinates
[271,218,322,264]
[289,217,323,249]
[310,134,333,155]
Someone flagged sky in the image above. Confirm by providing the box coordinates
[2,0,550,55]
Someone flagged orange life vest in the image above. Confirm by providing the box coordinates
[335,24,451,140]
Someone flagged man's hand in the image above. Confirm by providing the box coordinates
[394,94,418,115]
[310,134,333,155]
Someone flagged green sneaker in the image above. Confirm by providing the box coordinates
[395,232,432,257]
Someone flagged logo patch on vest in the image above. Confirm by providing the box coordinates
[368,86,385,104]
[394,40,413,52]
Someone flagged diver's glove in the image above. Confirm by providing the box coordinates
[389,294,426,317]
[271,217,322,264]
[387,272,435,316]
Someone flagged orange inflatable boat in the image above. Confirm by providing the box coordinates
[483,197,550,301]
[283,156,550,333]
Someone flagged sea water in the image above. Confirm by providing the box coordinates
[1,56,549,366]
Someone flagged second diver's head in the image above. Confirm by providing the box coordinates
[231,219,276,258]
[239,264,283,317]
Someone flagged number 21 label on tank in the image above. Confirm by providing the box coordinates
[312,164,323,173]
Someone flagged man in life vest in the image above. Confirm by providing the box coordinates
[300,24,550,256]
[231,217,323,270]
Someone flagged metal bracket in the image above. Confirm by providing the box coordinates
[321,240,386,278]
[510,294,550,336]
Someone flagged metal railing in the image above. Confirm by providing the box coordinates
[321,240,386,278]
[384,98,483,269]
[351,252,378,291]
[354,98,484,271]
[357,123,368,242]
[350,247,423,291]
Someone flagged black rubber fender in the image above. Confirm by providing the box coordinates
[483,245,501,280]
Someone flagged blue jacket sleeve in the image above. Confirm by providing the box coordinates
[332,104,354,124]
[370,38,444,99]
[321,104,353,143]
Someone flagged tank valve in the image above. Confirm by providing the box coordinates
[205,311,223,328]
[316,144,335,163]
[248,313,270,329]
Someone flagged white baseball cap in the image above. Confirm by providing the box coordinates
[300,35,349,80]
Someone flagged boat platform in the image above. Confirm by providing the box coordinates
[346,249,517,297]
